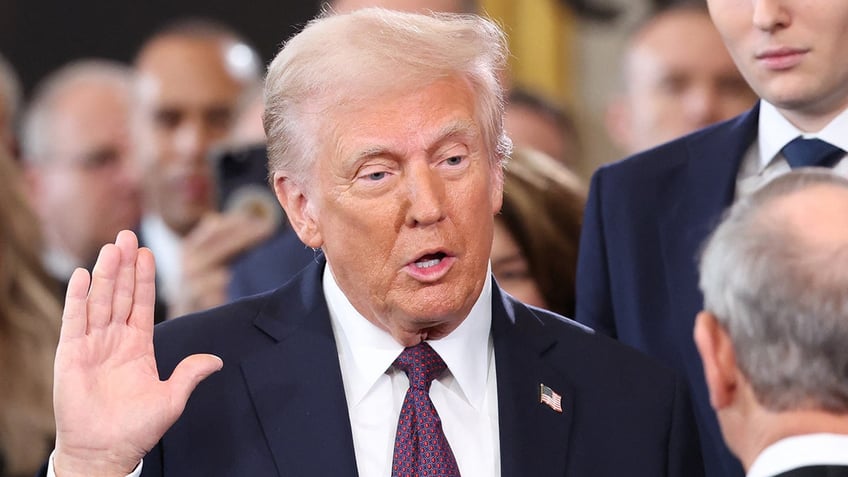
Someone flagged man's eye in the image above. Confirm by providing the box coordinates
[445,156,463,166]
[154,110,181,130]
[367,171,386,180]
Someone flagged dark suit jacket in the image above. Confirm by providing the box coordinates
[137,257,704,476]
[227,225,317,300]
[775,466,848,477]
[575,104,761,477]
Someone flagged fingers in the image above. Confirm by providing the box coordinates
[86,243,122,330]
[111,230,140,324]
[61,268,92,341]
[128,247,157,331]
[167,354,224,412]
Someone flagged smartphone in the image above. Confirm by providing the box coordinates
[211,142,285,229]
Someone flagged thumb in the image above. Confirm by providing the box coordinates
[167,354,224,408]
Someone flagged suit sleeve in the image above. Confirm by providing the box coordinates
[575,168,618,338]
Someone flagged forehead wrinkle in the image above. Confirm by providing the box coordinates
[340,117,480,168]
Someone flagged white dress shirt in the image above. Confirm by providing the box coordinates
[138,214,182,306]
[747,433,848,477]
[48,261,501,477]
[325,261,500,477]
[736,100,848,198]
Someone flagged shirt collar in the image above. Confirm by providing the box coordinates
[139,214,183,303]
[747,433,848,477]
[758,100,848,171]
[42,246,82,282]
[324,259,493,409]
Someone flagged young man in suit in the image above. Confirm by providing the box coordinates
[577,2,848,476]
[45,9,704,477]
[695,170,848,477]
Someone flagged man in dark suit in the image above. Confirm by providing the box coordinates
[46,9,703,477]
[694,170,848,477]
[576,2,848,476]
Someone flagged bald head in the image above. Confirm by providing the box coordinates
[700,170,848,415]
[769,184,848,250]
[607,4,755,154]
[133,22,260,235]
[697,170,848,469]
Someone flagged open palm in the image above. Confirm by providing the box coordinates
[53,230,222,476]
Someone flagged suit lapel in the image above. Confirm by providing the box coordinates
[492,286,575,477]
[656,105,760,470]
[240,260,360,477]
[658,104,760,338]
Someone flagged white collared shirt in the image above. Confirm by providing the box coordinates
[325,260,501,477]
[42,246,82,283]
[139,214,182,306]
[747,433,848,477]
[736,101,848,198]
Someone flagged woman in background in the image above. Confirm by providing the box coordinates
[493,146,586,317]
[0,148,61,476]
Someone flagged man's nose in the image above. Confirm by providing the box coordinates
[405,163,446,227]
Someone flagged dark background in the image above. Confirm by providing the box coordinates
[0,0,322,95]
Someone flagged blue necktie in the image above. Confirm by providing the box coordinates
[391,342,461,477]
[782,137,844,169]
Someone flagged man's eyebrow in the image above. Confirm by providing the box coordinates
[345,119,481,163]
[434,119,479,143]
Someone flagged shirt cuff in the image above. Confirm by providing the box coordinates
[46,449,143,477]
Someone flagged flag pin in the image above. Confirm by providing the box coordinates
[539,383,563,413]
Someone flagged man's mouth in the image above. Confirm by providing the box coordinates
[414,252,447,269]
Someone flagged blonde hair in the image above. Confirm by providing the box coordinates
[0,148,61,475]
[264,8,511,188]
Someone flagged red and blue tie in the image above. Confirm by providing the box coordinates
[391,342,461,477]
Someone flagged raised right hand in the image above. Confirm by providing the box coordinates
[53,230,223,477]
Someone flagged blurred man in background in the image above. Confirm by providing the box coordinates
[21,60,141,294]
[133,20,273,317]
[605,2,755,155]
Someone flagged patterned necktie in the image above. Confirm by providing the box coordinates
[782,136,845,169]
[391,342,461,477]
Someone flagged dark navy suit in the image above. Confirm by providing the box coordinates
[228,225,317,300]
[576,104,762,477]
[775,466,848,477]
[138,257,704,476]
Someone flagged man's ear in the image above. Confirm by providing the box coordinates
[694,310,739,410]
[273,173,323,248]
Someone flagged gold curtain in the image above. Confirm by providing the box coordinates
[480,0,576,105]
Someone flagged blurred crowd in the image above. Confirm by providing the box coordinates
[0,0,794,475]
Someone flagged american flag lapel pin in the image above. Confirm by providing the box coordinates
[539,383,563,413]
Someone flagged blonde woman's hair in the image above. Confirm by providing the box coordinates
[0,148,61,475]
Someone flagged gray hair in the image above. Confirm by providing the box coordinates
[263,7,511,188]
[699,169,848,413]
[0,52,22,142]
[21,59,133,164]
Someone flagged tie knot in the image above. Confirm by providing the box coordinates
[393,342,447,390]
[782,137,844,169]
